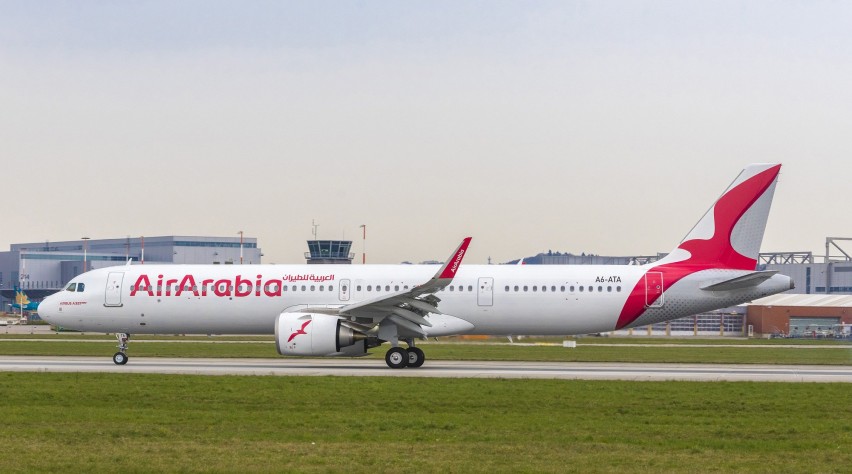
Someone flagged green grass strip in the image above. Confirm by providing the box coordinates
[0,373,849,472]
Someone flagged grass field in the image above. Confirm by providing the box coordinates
[0,373,849,473]
[0,336,849,365]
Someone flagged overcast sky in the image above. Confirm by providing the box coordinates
[1,1,850,264]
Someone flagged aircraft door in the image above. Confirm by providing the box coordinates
[105,272,125,307]
[477,277,493,306]
[338,279,351,302]
[644,272,664,308]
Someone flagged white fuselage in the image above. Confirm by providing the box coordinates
[39,262,792,336]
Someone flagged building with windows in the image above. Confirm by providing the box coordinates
[0,236,261,310]
[305,240,354,264]
[761,259,852,295]
[746,294,852,338]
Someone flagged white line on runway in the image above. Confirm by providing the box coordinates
[1,356,850,382]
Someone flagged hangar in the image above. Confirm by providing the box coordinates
[747,294,852,338]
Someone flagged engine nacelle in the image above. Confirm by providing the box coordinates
[275,312,367,357]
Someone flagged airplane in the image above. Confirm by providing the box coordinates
[38,163,793,368]
[11,288,40,312]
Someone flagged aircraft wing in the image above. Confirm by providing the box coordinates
[302,237,471,336]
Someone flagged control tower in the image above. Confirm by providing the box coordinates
[305,240,354,264]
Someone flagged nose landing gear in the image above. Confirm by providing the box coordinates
[113,333,130,365]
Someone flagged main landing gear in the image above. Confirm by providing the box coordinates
[113,333,130,365]
[384,340,425,369]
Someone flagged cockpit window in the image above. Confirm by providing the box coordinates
[65,283,77,292]
[77,283,85,292]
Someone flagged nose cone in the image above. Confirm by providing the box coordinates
[38,293,61,326]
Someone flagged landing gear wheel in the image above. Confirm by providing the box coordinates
[407,347,425,368]
[114,333,130,365]
[385,347,409,369]
[113,352,128,365]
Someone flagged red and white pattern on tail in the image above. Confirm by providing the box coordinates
[615,164,781,329]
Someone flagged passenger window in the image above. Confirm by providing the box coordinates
[505,286,510,292]
[468,285,473,292]
[617,286,622,292]
[395,285,399,291]
[310,285,315,291]
[66,283,77,292]
[607,286,612,292]
[342,285,348,292]
[367,285,372,291]
[523,286,528,292]
[301,285,306,291]
[450,286,454,292]
[542,286,546,292]
[533,286,537,292]
[551,286,556,292]
[570,286,575,292]
[514,285,519,292]
[579,286,584,292]
[329,285,333,291]
[356,285,362,291]
[385,285,390,292]
[598,286,603,292]
[77,283,85,292]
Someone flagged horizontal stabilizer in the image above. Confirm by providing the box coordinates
[700,271,778,291]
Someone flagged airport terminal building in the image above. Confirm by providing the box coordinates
[0,236,260,310]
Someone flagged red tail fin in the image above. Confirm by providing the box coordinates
[666,164,781,270]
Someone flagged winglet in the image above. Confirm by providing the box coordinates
[437,237,472,280]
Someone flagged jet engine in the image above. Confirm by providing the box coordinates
[275,313,368,357]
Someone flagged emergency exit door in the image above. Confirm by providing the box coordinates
[339,279,351,302]
[644,272,664,308]
[105,272,125,307]
[477,277,493,306]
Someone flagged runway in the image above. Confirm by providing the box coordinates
[1,356,850,382]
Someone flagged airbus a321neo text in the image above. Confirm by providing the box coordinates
[39,164,793,368]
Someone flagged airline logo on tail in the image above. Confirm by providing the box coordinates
[12,289,39,311]
[616,164,782,329]
[16,291,30,306]
[676,164,781,270]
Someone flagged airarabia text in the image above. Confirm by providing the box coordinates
[129,274,335,298]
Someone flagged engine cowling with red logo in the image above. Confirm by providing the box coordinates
[275,313,368,357]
